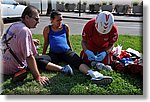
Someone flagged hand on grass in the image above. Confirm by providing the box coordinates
[36,76,50,86]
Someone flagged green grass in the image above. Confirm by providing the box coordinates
[1,34,143,95]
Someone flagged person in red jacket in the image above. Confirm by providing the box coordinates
[80,11,118,71]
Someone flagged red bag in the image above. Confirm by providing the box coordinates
[112,60,125,72]
[112,60,143,78]
[126,64,143,77]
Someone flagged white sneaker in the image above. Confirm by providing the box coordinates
[91,62,113,71]
[105,65,113,71]
[87,70,103,78]
[87,70,113,85]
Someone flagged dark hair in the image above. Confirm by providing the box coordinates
[50,10,61,19]
[21,5,40,18]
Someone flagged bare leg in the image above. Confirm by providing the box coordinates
[45,62,74,75]
[79,64,90,74]
[45,62,63,72]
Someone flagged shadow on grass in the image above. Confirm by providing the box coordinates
[1,74,34,95]
[1,70,143,95]
[43,70,91,95]
[1,70,91,95]
[119,72,143,89]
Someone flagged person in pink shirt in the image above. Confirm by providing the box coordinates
[1,6,74,86]
[1,6,50,86]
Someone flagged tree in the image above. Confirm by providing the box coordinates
[46,0,52,15]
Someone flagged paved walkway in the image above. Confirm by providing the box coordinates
[3,11,142,36]
[61,12,143,22]
[41,11,143,22]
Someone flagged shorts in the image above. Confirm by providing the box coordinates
[35,55,52,70]
[48,49,82,69]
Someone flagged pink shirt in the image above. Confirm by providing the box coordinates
[2,22,37,75]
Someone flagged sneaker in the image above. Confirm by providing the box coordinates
[87,70,113,85]
[95,62,113,72]
[12,69,28,82]
[91,76,113,85]
[62,65,74,76]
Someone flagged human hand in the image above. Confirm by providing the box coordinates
[36,76,50,86]
[85,50,95,61]
[33,39,40,46]
[95,51,107,61]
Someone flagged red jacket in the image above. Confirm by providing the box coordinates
[80,18,118,65]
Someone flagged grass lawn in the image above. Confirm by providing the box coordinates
[1,34,143,95]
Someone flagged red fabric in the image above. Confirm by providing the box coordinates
[115,63,125,72]
[82,18,118,53]
[126,64,143,76]
[112,60,125,72]
[112,60,143,77]
[80,18,118,65]
[116,50,131,60]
